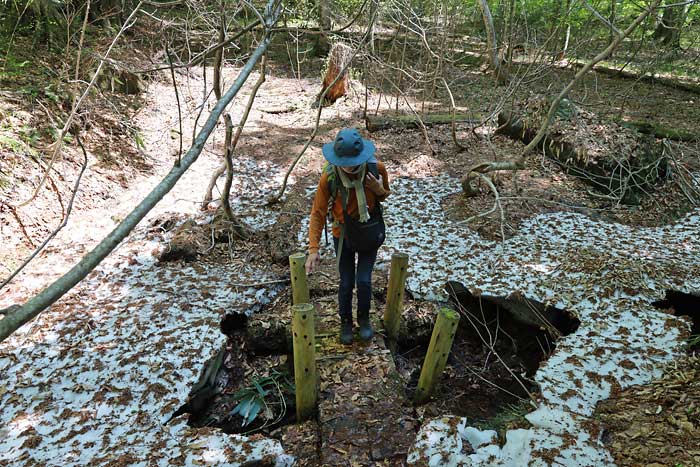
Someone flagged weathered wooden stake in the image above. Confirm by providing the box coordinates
[383,252,409,343]
[414,307,460,404]
[289,252,310,305]
[292,303,317,421]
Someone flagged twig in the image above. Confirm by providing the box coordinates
[166,42,183,166]
[230,278,290,288]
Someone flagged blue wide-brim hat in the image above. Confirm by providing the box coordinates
[322,128,376,167]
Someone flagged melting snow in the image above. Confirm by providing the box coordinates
[2,159,698,466]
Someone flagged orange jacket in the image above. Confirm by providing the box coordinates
[308,162,390,253]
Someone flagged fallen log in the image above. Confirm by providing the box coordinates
[496,109,668,204]
[620,120,699,142]
[566,59,700,96]
[365,113,480,133]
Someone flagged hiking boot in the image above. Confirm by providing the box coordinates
[340,317,353,345]
[357,309,374,342]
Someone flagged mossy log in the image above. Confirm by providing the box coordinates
[95,63,145,95]
[566,60,700,96]
[496,111,668,204]
[366,113,480,133]
[620,120,698,142]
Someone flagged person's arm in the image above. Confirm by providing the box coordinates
[367,162,390,202]
[306,173,330,273]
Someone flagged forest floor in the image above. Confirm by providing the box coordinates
[1,28,700,466]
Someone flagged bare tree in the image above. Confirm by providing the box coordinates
[461,0,663,198]
[477,0,509,84]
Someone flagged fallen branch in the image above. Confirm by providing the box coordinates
[0,0,282,343]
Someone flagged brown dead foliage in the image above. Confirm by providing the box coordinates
[595,355,700,467]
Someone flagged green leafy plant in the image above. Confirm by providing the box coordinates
[228,370,294,429]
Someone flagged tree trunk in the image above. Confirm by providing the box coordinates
[653,1,688,48]
[369,0,378,54]
[320,42,352,105]
[555,0,572,61]
[476,0,509,84]
[609,0,617,49]
[314,0,332,55]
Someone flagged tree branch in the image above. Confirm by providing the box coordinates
[0,0,282,343]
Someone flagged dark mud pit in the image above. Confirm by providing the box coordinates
[653,289,700,350]
[396,281,581,436]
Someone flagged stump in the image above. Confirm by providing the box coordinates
[95,63,145,95]
[320,43,352,105]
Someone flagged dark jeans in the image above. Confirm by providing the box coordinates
[333,236,378,320]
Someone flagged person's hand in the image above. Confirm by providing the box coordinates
[305,252,321,274]
[365,172,385,196]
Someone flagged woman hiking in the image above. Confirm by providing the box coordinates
[305,128,391,345]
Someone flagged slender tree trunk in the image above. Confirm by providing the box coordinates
[315,0,332,55]
[476,0,509,84]
[556,0,571,61]
[609,0,617,48]
[368,0,378,54]
[504,0,516,66]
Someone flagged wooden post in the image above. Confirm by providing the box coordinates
[292,303,317,421]
[289,252,310,305]
[414,308,460,404]
[383,252,409,343]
